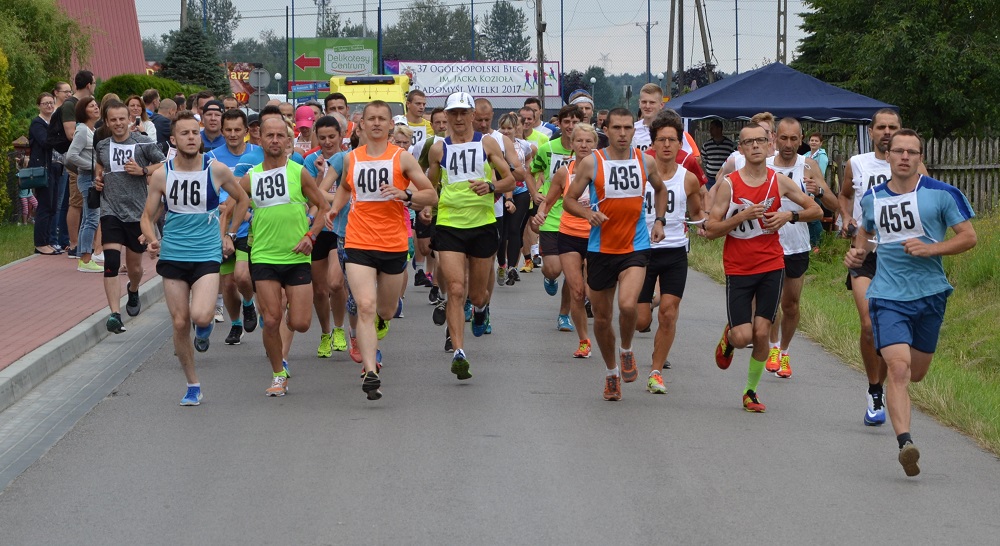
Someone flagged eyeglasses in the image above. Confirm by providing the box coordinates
[654,137,679,144]
[889,148,921,157]
[39,101,55,106]
[740,137,769,147]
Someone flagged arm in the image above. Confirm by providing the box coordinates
[838,161,857,233]
[532,165,567,227]
[903,219,977,258]
[477,137,514,193]
[762,173,824,232]
[684,171,705,224]
[294,169,331,254]
[328,153,353,223]
[427,140,444,192]
[139,168,167,256]
[562,155,605,226]
[803,157,838,211]
[845,221,878,269]
[212,163,248,257]
[704,176,765,240]
[383,152,439,208]
[502,135,527,185]
[66,127,89,171]
[645,155,666,243]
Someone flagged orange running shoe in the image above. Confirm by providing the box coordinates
[776,353,792,378]
[603,374,622,401]
[265,375,288,397]
[620,351,638,383]
[765,347,781,373]
[574,339,592,358]
[743,389,766,412]
[349,336,362,364]
[715,325,734,370]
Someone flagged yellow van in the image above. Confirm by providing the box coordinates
[328,75,410,117]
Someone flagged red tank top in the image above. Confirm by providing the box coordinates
[722,169,784,276]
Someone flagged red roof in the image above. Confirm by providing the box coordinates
[57,0,146,79]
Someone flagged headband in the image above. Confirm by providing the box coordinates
[570,96,594,106]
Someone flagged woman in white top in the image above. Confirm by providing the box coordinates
[126,95,157,142]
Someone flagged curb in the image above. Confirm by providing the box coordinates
[0,277,165,414]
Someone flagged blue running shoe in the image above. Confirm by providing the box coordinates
[180,385,202,406]
[194,322,213,352]
[544,277,559,296]
[865,391,886,426]
[282,359,291,377]
[557,314,574,332]
[471,307,488,337]
[484,313,492,335]
[451,349,471,380]
[464,299,473,322]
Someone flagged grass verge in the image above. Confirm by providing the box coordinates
[0,223,35,267]
[688,215,1000,456]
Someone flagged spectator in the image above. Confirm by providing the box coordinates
[126,95,157,142]
[805,132,831,250]
[28,92,60,255]
[57,71,96,257]
[222,94,239,110]
[700,119,736,189]
[144,89,172,152]
[156,98,178,157]
[65,96,104,272]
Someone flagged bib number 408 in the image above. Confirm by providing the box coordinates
[879,202,915,233]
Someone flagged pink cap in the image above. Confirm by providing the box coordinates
[294,105,315,129]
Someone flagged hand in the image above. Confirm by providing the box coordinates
[144,238,160,258]
[587,210,608,227]
[762,211,790,231]
[651,223,665,243]
[844,247,866,269]
[469,179,491,196]
[123,159,144,176]
[739,203,766,222]
[293,235,314,255]
[840,219,858,238]
[805,179,820,196]
[530,213,546,229]
[532,192,545,205]
[326,208,338,230]
[504,200,516,214]
[222,236,235,258]
[380,183,404,200]
[696,226,708,238]
[94,176,104,191]
[314,155,326,172]
[902,238,934,257]
[418,207,433,223]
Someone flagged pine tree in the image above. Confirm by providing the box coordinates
[160,25,231,96]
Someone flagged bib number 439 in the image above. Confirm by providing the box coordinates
[255,172,286,201]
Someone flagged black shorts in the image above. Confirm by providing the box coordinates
[311,231,338,261]
[415,214,436,239]
[726,269,784,327]
[234,236,251,254]
[784,251,810,279]
[100,216,146,254]
[250,262,312,286]
[431,224,498,259]
[344,248,408,275]
[156,259,220,286]
[639,247,688,303]
[539,231,560,257]
[557,233,589,256]
[586,250,649,292]
[845,250,878,290]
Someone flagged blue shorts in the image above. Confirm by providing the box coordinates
[869,292,948,354]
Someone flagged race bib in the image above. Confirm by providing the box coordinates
[443,141,486,184]
[109,142,136,173]
[166,169,210,214]
[251,167,290,208]
[550,153,572,178]
[644,185,677,217]
[410,126,427,147]
[602,159,644,199]
[874,190,924,244]
[353,159,394,202]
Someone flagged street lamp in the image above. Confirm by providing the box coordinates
[657,72,664,94]
[274,72,282,95]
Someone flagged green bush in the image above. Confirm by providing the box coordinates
[0,49,14,223]
[96,74,203,105]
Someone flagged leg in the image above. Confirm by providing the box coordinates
[124,248,144,292]
[589,286,618,370]
[467,255,494,308]
[221,273,241,322]
[346,263,380,373]
[439,251,470,350]
[615,266,646,351]
[328,251,347,329]
[312,258,332,334]
[102,244,124,312]
[852,276,888,384]
[163,279,197,384]
[779,275,804,350]
[256,280,287,374]
[881,343,914,436]
[284,282,314,333]
[560,252,588,342]
[651,295,681,372]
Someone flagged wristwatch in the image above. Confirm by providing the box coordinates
[141,165,148,176]
[790,211,799,224]
[404,189,413,202]
[487,182,496,193]
[817,187,825,198]
[226,232,236,240]
[654,216,667,226]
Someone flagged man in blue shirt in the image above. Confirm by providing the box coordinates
[200,100,226,152]
[845,129,977,477]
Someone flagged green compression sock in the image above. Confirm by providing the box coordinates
[745,356,765,394]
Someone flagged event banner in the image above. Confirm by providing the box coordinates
[385,61,561,98]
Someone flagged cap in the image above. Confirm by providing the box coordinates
[202,100,224,114]
[444,92,475,111]
[392,115,408,125]
[294,105,315,129]
[247,113,260,126]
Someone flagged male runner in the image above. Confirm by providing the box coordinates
[140,111,249,405]
[845,128,976,476]
[329,100,438,399]
[706,123,822,412]
[562,108,667,401]
[199,100,225,152]
[635,112,705,394]
[405,90,434,147]
[240,117,330,396]
[523,97,556,137]
[427,92,514,379]
[412,107,449,300]
[207,109,263,344]
[763,118,837,377]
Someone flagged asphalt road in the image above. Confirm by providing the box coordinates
[1,268,999,545]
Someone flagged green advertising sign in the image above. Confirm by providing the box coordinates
[289,38,377,82]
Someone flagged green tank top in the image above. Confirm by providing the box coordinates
[531,139,574,232]
[437,134,496,229]
[248,161,310,264]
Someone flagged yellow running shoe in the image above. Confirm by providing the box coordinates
[765,347,781,373]
[332,327,347,351]
[317,332,333,358]
[647,371,666,394]
[776,353,792,378]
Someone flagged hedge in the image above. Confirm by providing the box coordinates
[96,74,204,105]
[0,49,14,222]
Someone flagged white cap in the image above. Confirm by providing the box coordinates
[444,92,475,111]
[392,115,407,125]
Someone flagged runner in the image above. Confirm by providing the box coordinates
[139,110,249,405]
[705,123,822,412]
[635,112,705,393]
[530,104,582,331]
[325,93,355,150]
[562,108,667,401]
[93,99,165,333]
[412,107,448,299]
[328,100,438,399]
[405,90,434,148]
[207,109,263,345]
[763,118,837,378]
[427,92,514,379]
[495,112,536,283]
[844,128,976,476]
[518,105,547,271]
[199,100,225,152]
[239,117,330,397]
[839,108,929,425]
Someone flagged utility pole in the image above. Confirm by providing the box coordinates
[666,0,675,96]
[677,0,684,87]
[635,0,658,84]
[776,0,788,63]
[535,0,544,108]
[180,0,187,28]
[694,0,713,83]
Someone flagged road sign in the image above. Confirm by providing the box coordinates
[289,38,377,81]
[249,68,270,89]
[248,89,270,111]
[290,82,327,92]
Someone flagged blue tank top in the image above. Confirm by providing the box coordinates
[160,157,223,263]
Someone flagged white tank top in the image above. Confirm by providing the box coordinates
[644,165,689,250]
[849,152,891,222]
[766,155,811,254]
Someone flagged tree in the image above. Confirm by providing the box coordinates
[142,36,169,62]
[671,62,723,96]
[229,30,287,93]
[315,0,342,37]
[583,66,621,110]
[477,0,530,61]
[792,0,1000,137]
[382,0,473,61]
[160,24,231,95]
[185,0,242,52]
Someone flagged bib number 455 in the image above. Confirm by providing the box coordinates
[879,202,915,233]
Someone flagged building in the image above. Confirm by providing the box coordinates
[57,0,145,79]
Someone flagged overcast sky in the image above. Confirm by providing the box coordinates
[136,0,810,76]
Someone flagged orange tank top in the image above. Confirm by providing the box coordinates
[344,144,409,252]
[559,160,592,239]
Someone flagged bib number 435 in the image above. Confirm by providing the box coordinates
[607,165,640,191]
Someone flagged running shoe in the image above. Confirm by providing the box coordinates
[214,304,224,323]
[620,351,638,383]
[92,252,105,263]
[543,277,558,296]
[332,327,347,351]
[180,385,203,406]
[65,246,77,258]
[77,259,102,273]
[265,375,288,397]
[464,299,473,322]
[647,371,666,394]
[573,339,591,358]
[520,260,534,273]
[451,349,471,380]
[428,285,443,304]
[471,307,488,337]
[282,359,291,377]
[663,360,672,370]
[743,390,766,412]
[360,349,385,377]
[557,314,574,332]
[376,316,390,340]
[242,302,258,332]
[225,324,244,346]
[432,299,447,325]
[349,337,362,363]
[532,254,543,268]
[898,443,921,477]
[106,312,126,334]
[506,267,519,284]
[394,298,404,318]
[484,314,492,335]
[362,370,383,400]
[776,353,792,378]
[126,282,141,317]
[865,391,887,426]
[765,347,781,373]
[317,332,332,357]
[638,326,651,333]
[585,298,593,318]
[715,324,734,370]
[603,375,622,401]
[497,266,506,286]
[444,331,453,352]
[414,269,428,287]
[423,273,434,288]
